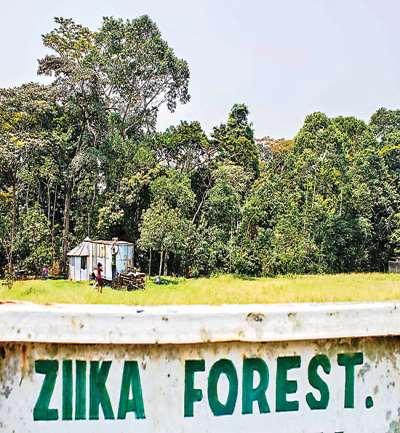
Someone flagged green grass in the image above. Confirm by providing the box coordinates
[1,273,400,305]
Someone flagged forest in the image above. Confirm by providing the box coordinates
[0,15,400,280]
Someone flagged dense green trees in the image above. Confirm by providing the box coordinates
[238,112,399,275]
[1,16,399,278]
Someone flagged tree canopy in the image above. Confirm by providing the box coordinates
[1,16,399,279]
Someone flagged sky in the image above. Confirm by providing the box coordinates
[1,0,400,138]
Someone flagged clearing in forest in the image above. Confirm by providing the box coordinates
[0,273,400,305]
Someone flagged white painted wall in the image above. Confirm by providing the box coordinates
[68,257,88,281]
[1,302,400,345]
[0,303,399,433]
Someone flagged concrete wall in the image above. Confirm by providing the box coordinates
[0,302,400,432]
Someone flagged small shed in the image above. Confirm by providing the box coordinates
[67,238,134,281]
[389,257,400,273]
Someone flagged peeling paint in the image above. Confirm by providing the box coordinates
[2,302,400,345]
[1,303,400,432]
[388,420,400,433]
[246,312,265,322]
[0,337,399,432]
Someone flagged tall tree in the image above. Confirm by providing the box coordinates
[0,83,58,275]
[138,203,189,278]
[37,16,190,272]
[212,103,260,176]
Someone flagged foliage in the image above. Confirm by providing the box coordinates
[139,203,189,254]
[212,103,260,176]
[0,190,15,280]
[1,15,400,280]
[14,206,52,274]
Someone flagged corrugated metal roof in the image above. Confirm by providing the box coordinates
[67,239,133,256]
[91,240,133,245]
[67,242,89,257]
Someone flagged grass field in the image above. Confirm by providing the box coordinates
[0,273,400,305]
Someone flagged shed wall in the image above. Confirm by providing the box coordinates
[69,242,134,281]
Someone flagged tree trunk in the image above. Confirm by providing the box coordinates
[47,183,51,221]
[192,183,210,224]
[148,249,152,277]
[163,251,168,276]
[87,180,97,238]
[8,183,17,276]
[158,250,164,278]
[51,185,57,265]
[61,181,72,276]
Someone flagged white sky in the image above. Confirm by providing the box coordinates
[1,0,400,138]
